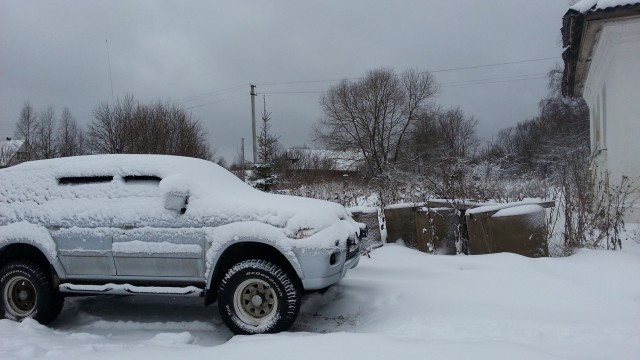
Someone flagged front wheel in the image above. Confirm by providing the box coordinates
[0,261,64,325]
[218,259,300,335]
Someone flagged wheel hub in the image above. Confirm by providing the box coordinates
[233,278,278,324]
[251,294,263,307]
[4,276,37,317]
[18,290,29,301]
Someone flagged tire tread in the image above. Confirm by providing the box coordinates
[218,259,300,334]
[0,261,63,325]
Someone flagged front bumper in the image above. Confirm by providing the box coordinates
[297,245,360,290]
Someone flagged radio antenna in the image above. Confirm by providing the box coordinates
[106,39,115,104]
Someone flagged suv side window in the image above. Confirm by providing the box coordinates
[58,176,114,185]
[122,175,162,184]
[119,175,162,197]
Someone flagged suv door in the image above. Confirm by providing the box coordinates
[50,176,118,276]
[53,227,117,276]
[112,228,206,277]
[109,175,206,278]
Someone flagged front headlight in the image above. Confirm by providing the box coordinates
[294,228,313,239]
[346,234,360,260]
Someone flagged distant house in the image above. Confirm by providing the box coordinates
[0,138,31,168]
[562,0,640,219]
[284,148,363,183]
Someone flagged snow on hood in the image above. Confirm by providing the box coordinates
[0,155,358,238]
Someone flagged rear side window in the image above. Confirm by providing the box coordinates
[122,175,161,184]
[123,175,161,182]
[58,176,114,185]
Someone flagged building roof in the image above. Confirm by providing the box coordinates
[0,139,25,167]
[571,0,640,13]
[561,1,640,97]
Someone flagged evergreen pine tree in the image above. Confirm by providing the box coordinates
[251,96,280,192]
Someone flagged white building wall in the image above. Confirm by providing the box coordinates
[583,18,640,221]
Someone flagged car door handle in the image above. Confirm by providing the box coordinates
[121,224,135,230]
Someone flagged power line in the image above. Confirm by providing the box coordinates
[257,73,550,95]
[176,84,246,103]
[256,56,559,87]
[172,56,559,103]
[430,56,559,73]
[189,93,246,109]
[260,78,360,86]
[442,75,547,88]
[441,72,548,86]
[259,90,324,95]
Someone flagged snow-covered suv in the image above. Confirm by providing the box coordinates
[0,155,363,334]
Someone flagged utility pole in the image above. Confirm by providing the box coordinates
[250,84,257,164]
[241,138,245,182]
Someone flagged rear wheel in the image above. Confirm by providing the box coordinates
[1,261,64,325]
[218,259,300,335]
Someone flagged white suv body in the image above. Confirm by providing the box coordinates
[0,155,362,334]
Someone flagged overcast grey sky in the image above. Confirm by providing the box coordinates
[0,0,571,162]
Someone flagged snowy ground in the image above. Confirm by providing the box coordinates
[2,240,640,359]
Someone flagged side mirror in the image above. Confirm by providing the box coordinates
[159,174,190,214]
[164,192,188,214]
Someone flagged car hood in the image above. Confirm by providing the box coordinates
[187,190,360,239]
[157,169,361,238]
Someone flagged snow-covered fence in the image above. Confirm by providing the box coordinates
[383,201,471,254]
[415,207,459,255]
[465,201,554,257]
[348,206,382,250]
[384,200,555,257]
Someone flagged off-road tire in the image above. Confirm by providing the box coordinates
[218,259,300,335]
[0,261,64,325]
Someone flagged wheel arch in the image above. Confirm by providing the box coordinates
[204,240,303,306]
[0,242,61,283]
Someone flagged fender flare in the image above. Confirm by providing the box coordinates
[0,221,65,277]
[204,236,304,291]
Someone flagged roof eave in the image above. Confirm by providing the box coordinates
[562,4,640,97]
[562,9,587,97]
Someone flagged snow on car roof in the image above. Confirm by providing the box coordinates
[0,155,357,245]
[0,154,251,201]
[3,154,242,187]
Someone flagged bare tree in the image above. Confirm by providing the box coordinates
[410,107,478,159]
[314,68,438,177]
[434,107,479,159]
[33,106,57,159]
[286,147,338,171]
[482,65,589,177]
[215,156,228,169]
[77,129,87,155]
[404,105,479,186]
[88,95,133,154]
[87,95,212,159]
[0,142,13,167]
[15,102,37,161]
[56,107,84,157]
